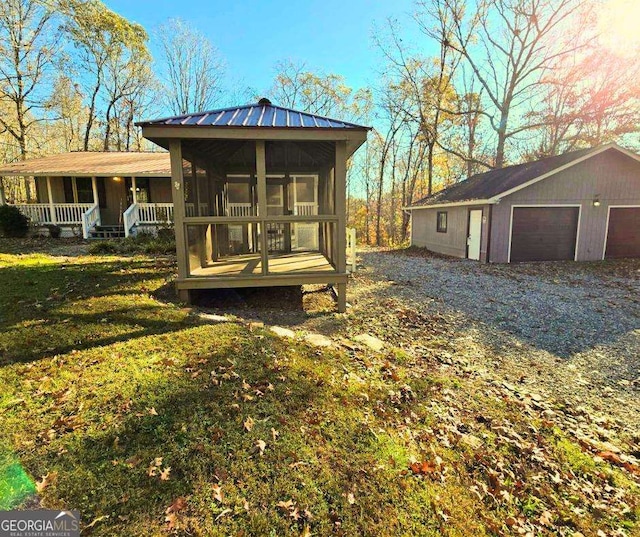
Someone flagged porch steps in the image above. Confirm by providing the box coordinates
[89,225,126,239]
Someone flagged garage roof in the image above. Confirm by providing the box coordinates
[0,151,171,177]
[407,144,640,209]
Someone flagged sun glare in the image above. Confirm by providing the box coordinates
[597,0,640,56]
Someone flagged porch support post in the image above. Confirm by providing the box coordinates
[131,176,137,204]
[192,166,201,216]
[91,176,98,205]
[169,140,189,281]
[335,141,347,312]
[256,140,268,275]
[46,176,56,224]
[0,177,5,205]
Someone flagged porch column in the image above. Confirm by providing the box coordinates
[0,177,6,205]
[131,176,137,204]
[335,141,347,312]
[192,166,201,216]
[169,140,189,281]
[256,140,268,275]
[91,176,99,205]
[46,176,56,224]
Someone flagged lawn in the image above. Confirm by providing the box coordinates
[0,244,638,536]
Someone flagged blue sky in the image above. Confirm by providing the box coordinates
[104,0,425,99]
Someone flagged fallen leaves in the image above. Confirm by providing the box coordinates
[165,497,187,531]
[212,484,223,503]
[256,439,266,455]
[148,457,171,481]
[243,416,255,432]
[36,471,57,493]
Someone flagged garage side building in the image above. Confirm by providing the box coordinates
[406,144,640,263]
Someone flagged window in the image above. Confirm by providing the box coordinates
[76,178,94,203]
[437,211,448,233]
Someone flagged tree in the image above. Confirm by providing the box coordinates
[62,0,149,150]
[157,18,225,115]
[0,0,59,160]
[430,0,588,167]
[268,60,372,123]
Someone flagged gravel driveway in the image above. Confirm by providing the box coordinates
[346,249,640,433]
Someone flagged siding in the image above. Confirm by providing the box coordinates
[411,204,491,261]
[149,177,172,203]
[490,150,640,262]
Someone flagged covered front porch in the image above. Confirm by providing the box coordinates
[0,152,175,238]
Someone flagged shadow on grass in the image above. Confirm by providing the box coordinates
[0,257,194,366]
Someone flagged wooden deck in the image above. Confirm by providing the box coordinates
[190,252,335,277]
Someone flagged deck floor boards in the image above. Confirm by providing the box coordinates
[190,252,335,277]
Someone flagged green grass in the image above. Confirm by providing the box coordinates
[0,244,638,536]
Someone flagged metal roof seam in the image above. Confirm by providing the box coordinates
[242,107,253,126]
[196,113,209,125]
[258,106,266,127]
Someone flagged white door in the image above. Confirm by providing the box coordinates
[467,209,482,260]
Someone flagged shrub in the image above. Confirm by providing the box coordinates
[0,205,29,238]
[88,240,119,254]
[88,232,176,256]
[46,224,62,238]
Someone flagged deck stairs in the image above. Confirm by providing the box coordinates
[89,225,126,239]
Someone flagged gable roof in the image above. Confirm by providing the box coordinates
[407,144,640,209]
[136,100,371,130]
[0,151,171,177]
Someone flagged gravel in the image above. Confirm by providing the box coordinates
[347,249,640,433]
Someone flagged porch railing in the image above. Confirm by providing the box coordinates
[123,203,140,238]
[346,227,357,273]
[11,203,94,225]
[294,203,318,216]
[81,204,101,239]
[138,202,174,224]
[227,203,255,217]
[185,203,209,217]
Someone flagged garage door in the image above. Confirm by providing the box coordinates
[605,207,640,258]
[510,207,579,262]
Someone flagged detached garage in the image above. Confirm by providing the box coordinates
[406,143,640,263]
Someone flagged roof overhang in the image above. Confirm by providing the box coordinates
[403,199,493,210]
[141,125,369,159]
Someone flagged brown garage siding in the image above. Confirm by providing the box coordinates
[605,207,640,258]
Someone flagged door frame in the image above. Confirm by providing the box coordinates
[602,204,640,260]
[466,208,483,260]
[507,204,582,263]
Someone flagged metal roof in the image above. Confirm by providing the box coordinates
[0,151,172,177]
[136,99,371,130]
[409,146,619,208]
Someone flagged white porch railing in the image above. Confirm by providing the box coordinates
[227,203,255,217]
[346,227,357,273]
[185,202,209,217]
[81,204,101,239]
[11,203,94,225]
[138,202,174,224]
[123,203,140,238]
[294,203,318,216]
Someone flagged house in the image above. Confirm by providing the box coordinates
[0,151,176,238]
[135,98,370,310]
[405,144,640,262]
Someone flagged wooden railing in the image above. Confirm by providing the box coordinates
[227,203,255,217]
[294,203,318,216]
[138,203,174,224]
[123,203,140,238]
[82,204,101,239]
[11,203,93,225]
[185,203,209,217]
[346,227,357,273]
